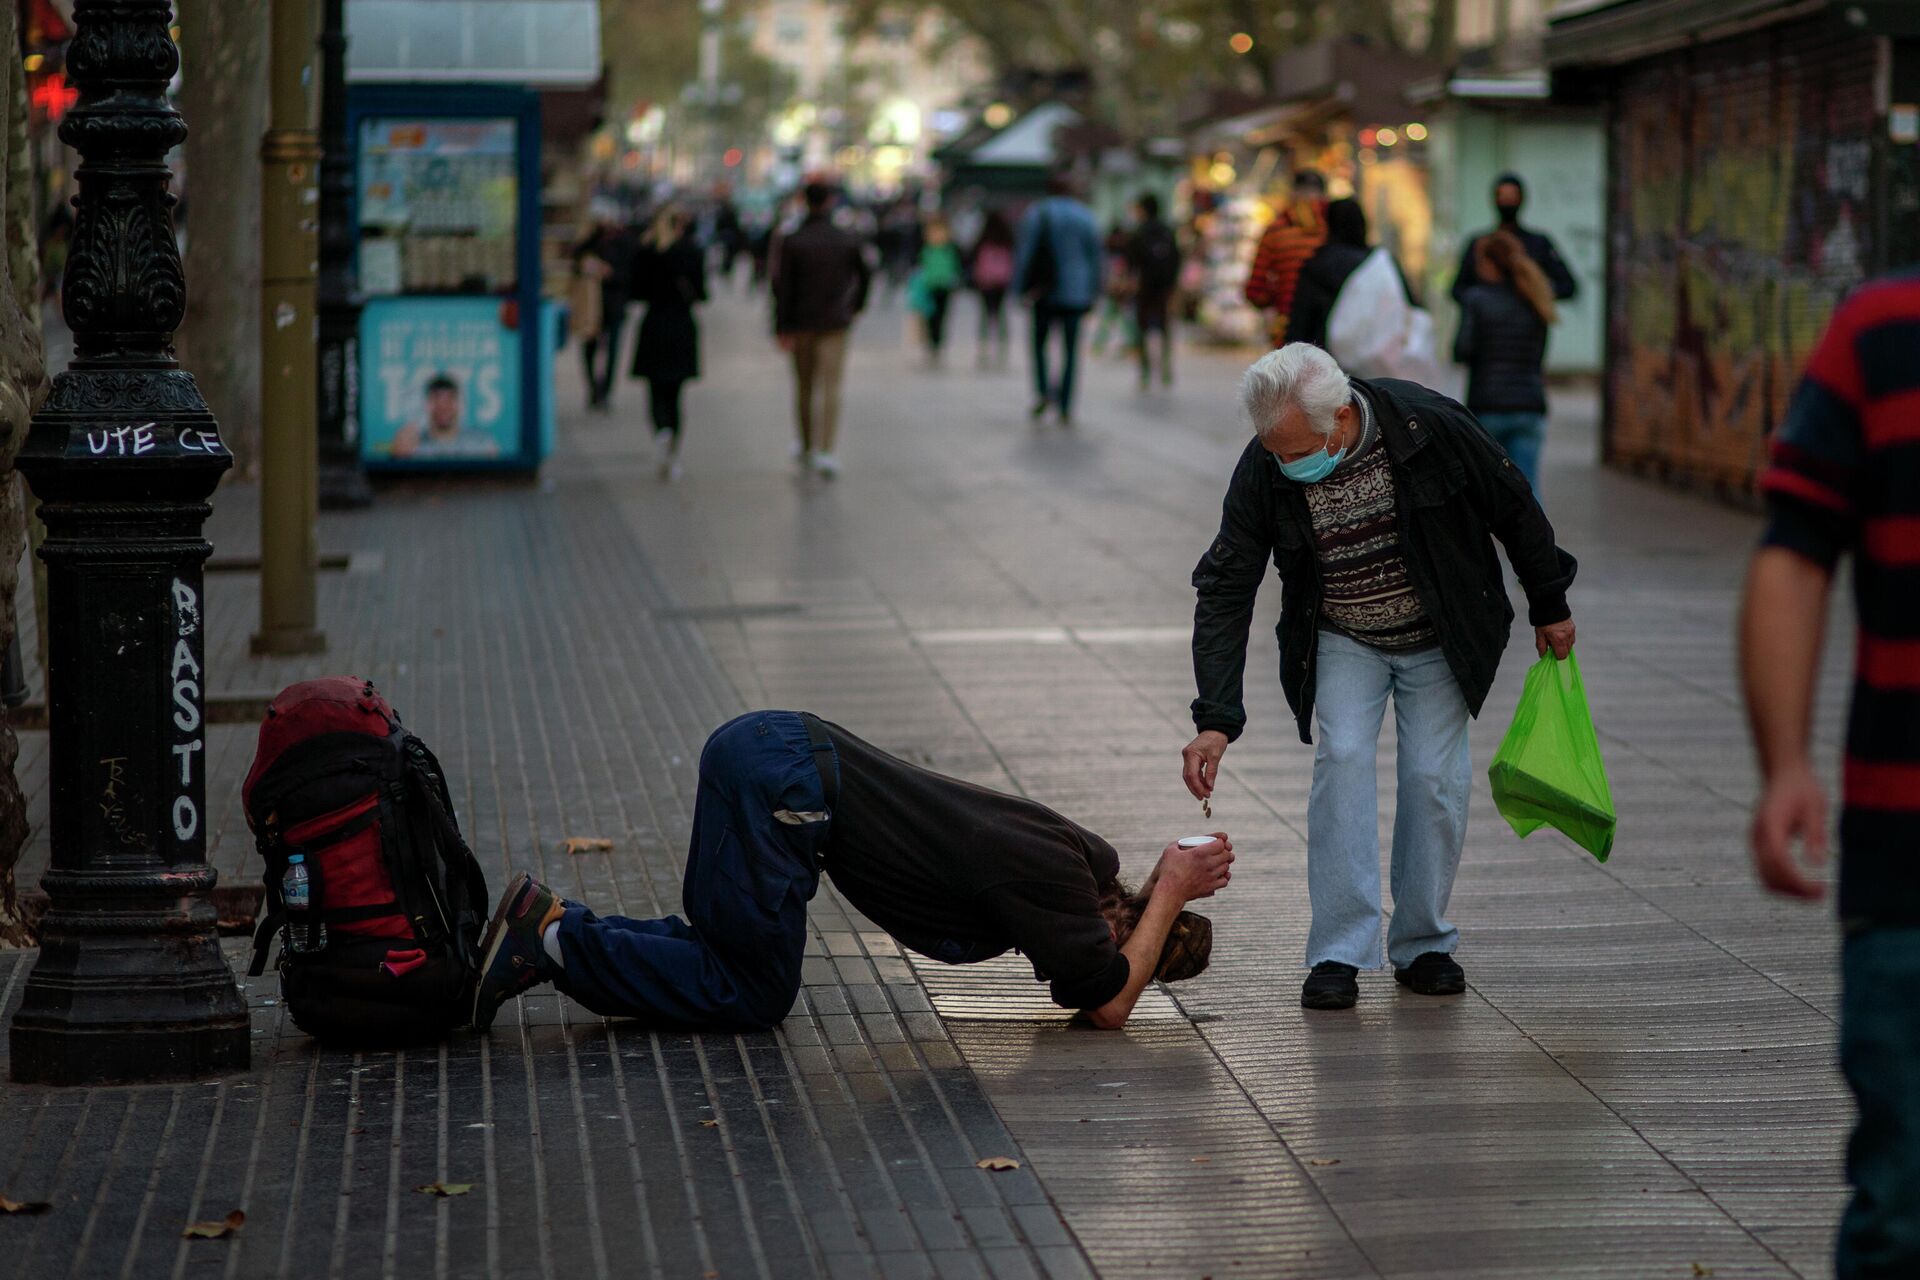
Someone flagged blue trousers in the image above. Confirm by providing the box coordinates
[552,712,833,1029]
[1307,631,1471,969]
[1838,926,1920,1278]
[1031,302,1088,415]
[1477,410,1545,495]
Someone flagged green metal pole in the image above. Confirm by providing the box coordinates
[253,0,325,656]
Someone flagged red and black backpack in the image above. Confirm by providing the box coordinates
[242,678,490,1044]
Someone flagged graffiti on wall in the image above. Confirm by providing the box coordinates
[1608,21,1876,491]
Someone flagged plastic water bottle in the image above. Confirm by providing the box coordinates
[282,854,326,953]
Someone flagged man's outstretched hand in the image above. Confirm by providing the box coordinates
[1181,731,1230,800]
[1153,834,1234,902]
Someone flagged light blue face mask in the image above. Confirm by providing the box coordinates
[1277,435,1346,484]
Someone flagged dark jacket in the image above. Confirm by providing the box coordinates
[574,225,634,309]
[629,235,707,381]
[773,213,871,334]
[1449,225,1577,304]
[1190,378,1576,745]
[1453,283,1548,414]
[1284,241,1371,349]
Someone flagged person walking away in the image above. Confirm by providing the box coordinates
[773,181,872,478]
[967,210,1016,368]
[1090,222,1136,358]
[912,213,965,364]
[1014,173,1105,426]
[628,204,707,481]
[712,185,744,283]
[1738,270,1920,1280]
[571,201,633,411]
[1285,199,1412,355]
[1244,170,1327,347]
[1182,344,1576,1010]
[1126,192,1182,390]
[1453,230,1557,492]
[1449,172,1577,309]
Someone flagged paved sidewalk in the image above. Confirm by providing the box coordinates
[2,283,1855,1278]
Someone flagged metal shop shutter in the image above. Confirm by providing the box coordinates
[1605,17,1876,495]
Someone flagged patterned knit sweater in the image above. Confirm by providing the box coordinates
[1303,400,1436,651]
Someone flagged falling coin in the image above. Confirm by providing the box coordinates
[1202,797,1212,820]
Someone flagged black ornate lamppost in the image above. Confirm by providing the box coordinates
[315,0,369,509]
[9,0,249,1084]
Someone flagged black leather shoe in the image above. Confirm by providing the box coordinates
[1393,951,1466,996]
[1300,961,1359,1010]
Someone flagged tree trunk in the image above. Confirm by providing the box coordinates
[1426,0,1460,63]
[0,0,48,945]
[176,0,268,479]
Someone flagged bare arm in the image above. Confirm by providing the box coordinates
[1083,836,1232,1029]
[1738,546,1835,898]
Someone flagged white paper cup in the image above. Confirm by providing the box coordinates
[1177,836,1218,849]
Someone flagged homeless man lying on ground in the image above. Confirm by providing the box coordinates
[470,710,1228,1032]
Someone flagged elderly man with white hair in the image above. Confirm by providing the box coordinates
[1182,345,1577,1010]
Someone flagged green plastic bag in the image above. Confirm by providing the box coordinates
[1488,652,1616,861]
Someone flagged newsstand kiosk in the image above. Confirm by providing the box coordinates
[350,85,559,472]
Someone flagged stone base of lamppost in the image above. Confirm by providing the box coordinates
[9,869,249,1084]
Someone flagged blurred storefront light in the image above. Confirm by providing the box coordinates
[1377,127,1399,146]
[1404,122,1428,142]
[1229,32,1253,55]
[983,102,1013,129]
[1208,160,1236,186]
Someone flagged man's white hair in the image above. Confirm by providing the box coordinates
[1242,344,1351,440]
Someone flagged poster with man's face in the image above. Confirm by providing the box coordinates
[361,298,520,463]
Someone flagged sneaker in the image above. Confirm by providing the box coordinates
[1394,951,1466,995]
[471,872,565,1032]
[1029,399,1050,421]
[811,451,841,478]
[1055,407,1073,428]
[1300,960,1359,1010]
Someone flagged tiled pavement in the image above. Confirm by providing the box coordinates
[2,285,1856,1278]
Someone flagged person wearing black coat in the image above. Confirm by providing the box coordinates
[1284,199,1412,355]
[1453,229,1557,492]
[629,207,708,480]
[1448,173,1577,307]
[572,208,634,410]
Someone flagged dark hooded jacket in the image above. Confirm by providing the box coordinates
[1190,377,1575,745]
[1285,199,1412,351]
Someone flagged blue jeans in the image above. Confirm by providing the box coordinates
[1477,411,1545,495]
[1031,302,1088,415]
[553,711,834,1029]
[1307,631,1471,969]
[1838,927,1920,1277]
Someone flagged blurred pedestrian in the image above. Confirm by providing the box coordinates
[1739,271,1920,1280]
[1184,344,1576,1011]
[1089,222,1136,358]
[1244,169,1327,347]
[1453,229,1558,491]
[1126,192,1182,390]
[1286,199,1413,354]
[1449,173,1577,308]
[773,181,872,478]
[1014,173,1104,426]
[712,184,744,283]
[909,213,964,364]
[628,204,707,481]
[571,200,633,412]
[967,209,1017,368]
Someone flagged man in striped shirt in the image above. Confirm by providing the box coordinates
[1740,269,1920,1278]
[1243,170,1327,347]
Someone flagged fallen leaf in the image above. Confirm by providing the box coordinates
[349,1128,367,1136]
[1691,1267,1714,1278]
[1190,1157,1211,1164]
[1307,1158,1340,1167]
[975,1157,1021,1171]
[699,1119,720,1128]
[414,1182,473,1198]
[562,837,615,855]
[182,1210,245,1239]
[0,1195,51,1215]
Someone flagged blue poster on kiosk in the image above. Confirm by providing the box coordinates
[349,87,551,471]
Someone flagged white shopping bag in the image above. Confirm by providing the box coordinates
[1326,247,1440,384]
